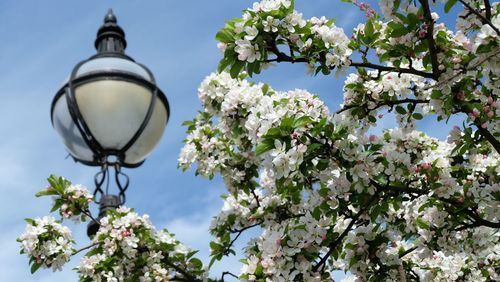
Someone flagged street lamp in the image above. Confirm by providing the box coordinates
[50,9,170,236]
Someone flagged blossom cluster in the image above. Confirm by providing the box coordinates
[215,0,352,77]
[241,212,330,281]
[19,177,210,281]
[36,175,93,222]
[78,207,207,282]
[18,216,74,272]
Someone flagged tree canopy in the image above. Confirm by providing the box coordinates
[20,0,499,281]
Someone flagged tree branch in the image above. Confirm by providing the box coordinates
[419,0,441,78]
[459,0,499,35]
[250,188,261,207]
[466,208,500,229]
[474,120,500,154]
[263,48,435,79]
[350,62,435,79]
[336,98,429,115]
[458,104,500,154]
[484,0,492,20]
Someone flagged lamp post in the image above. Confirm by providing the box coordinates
[50,9,169,237]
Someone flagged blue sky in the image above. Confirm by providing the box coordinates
[0,1,464,281]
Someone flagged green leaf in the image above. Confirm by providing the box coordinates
[293,116,313,128]
[390,26,408,38]
[215,28,234,43]
[416,218,430,229]
[393,0,401,11]
[255,139,275,156]
[35,188,59,197]
[24,218,35,225]
[181,120,194,127]
[230,60,245,78]
[50,201,62,213]
[412,113,424,120]
[85,248,100,257]
[265,128,282,138]
[262,84,269,94]
[318,188,329,197]
[321,65,331,75]
[189,258,203,269]
[307,143,323,153]
[31,262,41,274]
[316,159,329,170]
[444,0,457,13]
[218,57,232,73]
[364,19,374,36]
[255,264,264,276]
[392,200,401,211]
[370,205,382,222]
[246,61,260,77]
[373,174,388,186]
[209,241,221,252]
[208,256,217,269]
[430,90,442,99]
[312,207,321,220]
[395,106,407,115]
[280,117,294,131]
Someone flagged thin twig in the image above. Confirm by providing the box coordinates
[399,246,418,258]
[81,209,100,226]
[221,271,239,281]
[225,222,262,256]
[72,243,98,256]
[250,188,261,207]
[422,49,500,91]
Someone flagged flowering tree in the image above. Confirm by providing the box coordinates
[19,0,499,281]
[178,0,499,281]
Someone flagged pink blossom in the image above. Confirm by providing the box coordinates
[421,162,432,171]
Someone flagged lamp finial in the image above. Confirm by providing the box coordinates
[94,8,127,54]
